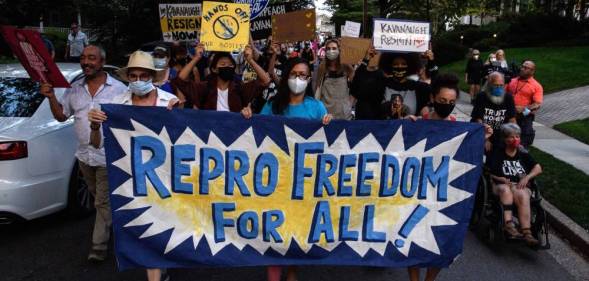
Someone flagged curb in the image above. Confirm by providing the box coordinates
[542,199,589,254]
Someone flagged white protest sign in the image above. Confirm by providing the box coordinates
[159,4,202,42]
[343,21,361,37]
[373,19,430,53]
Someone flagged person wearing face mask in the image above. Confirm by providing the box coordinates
[471,71,517,152]
[486,123,542,246]
[378,53,431,119]
[152,46,175,92]
[88,50,180,281]
[315,39,354,120]
[251,43,284,113]
[241,57,332,281]
[465,49,483,103]
[350,45,385,120]
[172,45,270,112]
[40,45,126,263]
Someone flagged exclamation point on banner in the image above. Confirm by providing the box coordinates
[394,204,430,248]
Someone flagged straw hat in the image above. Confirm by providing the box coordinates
[117,50,166,83]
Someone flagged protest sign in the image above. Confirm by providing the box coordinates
[250,2,295,40]
[272,9,315,42]
[200,1,251,52]
[340,37,371,65]
[0,26,69,88]
[234,0,269,20]
[103,105,483,270]
[158,4,202,42]
[372,19,430,53]
[343,21,361,38]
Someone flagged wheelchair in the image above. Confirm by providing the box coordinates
[469,170,551,249]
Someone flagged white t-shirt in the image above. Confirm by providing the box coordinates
[217,88,230,111]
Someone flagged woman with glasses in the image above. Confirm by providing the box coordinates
[241,57,332,281]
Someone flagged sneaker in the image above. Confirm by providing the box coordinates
[503,222,522,239]
[87,249,107,262]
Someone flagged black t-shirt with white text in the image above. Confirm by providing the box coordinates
[471,92,516,130]
[486,148,538,182]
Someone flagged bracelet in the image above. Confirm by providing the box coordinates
[90,123,101,131]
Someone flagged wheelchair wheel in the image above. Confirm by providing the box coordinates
[470,175,488,229]
[532,207,551,249]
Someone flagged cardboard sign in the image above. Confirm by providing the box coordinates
[250,2,295,40]
[234,0,269,20]
[0,26,70,88]
[372,19,430,53]
[159,4,202,42]
[340,37,371,65]
[200,1,251,52]
[272,9,315,42]
[343,21,361,38]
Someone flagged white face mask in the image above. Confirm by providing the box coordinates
[288,77,308,95]
[129,79,154,96]
[326,49,339,60]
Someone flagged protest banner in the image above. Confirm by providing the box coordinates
[158,3,202,42]
[343,21,361,38]
[340,37,371,65]
[103,105,483,270]
[200,1,250,52]
[234,0,269,20]
[0,26,69,88]
[250,2,295,40]
[272,9,315,42]
[372,19,430,53]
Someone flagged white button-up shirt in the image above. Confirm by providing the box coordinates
[60,73,127,167]
[67,31,89,57]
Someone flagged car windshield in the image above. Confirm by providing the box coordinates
[0,77,44,117]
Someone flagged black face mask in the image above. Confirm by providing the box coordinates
[392,67,408,79]
[433,102,455,118]
[217,67,235,81]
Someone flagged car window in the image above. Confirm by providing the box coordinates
[0,77,44,117]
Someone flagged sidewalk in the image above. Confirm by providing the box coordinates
[453,94,589,175]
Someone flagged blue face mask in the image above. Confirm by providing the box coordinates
[491,86,504,97]
[129,79,154,96]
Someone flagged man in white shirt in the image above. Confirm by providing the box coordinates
[66,22,89,62]
[40,45,126,262]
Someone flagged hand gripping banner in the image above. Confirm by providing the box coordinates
[102,105,484,270]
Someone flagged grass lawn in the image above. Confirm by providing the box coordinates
[439,46,589,94]
[528,147,589,230]
[553,118,589,145]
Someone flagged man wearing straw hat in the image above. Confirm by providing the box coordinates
[88,50,179,281]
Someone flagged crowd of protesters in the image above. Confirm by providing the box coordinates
[34,22,547,281]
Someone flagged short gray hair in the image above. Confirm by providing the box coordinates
[85,45,106,61]
[501,123,521,139]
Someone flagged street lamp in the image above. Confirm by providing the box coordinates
[460,35,464,45]
[493,33,497,38]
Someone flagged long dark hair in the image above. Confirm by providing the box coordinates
[271,57,314,115]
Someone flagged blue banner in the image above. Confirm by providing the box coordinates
[102,105,484,270]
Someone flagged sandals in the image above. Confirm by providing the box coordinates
[521,228,540,246]
[503,221,523,239]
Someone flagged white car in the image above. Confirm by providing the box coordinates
[0,63,122,224]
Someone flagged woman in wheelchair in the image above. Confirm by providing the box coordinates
[486,123,542,246]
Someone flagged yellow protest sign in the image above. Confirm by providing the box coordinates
[200,1,251,52]
[159,4,202,42]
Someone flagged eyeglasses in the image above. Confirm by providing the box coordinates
[128,73,151,82]
[289,73,309,80]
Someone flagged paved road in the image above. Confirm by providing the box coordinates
[1,211,587,281]
[534,85,589,127]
